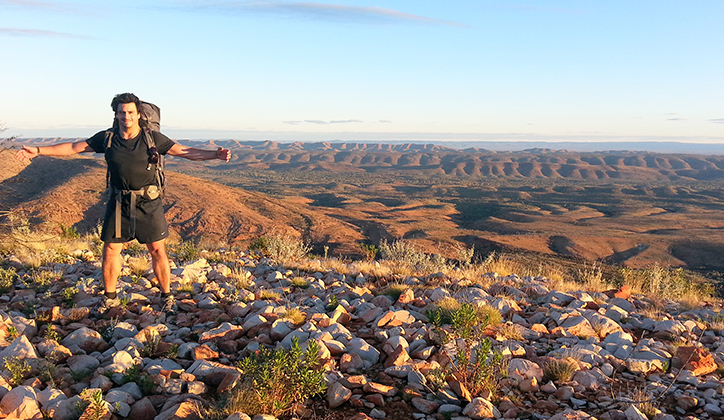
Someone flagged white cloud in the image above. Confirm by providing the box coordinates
[178,1,467,27]
[0,27,92,39]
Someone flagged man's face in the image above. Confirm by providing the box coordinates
[115,102,140,130]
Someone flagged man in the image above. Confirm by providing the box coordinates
[15,93,231,312]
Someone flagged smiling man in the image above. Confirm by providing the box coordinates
[15,92,231,313]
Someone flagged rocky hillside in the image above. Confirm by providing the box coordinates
[0,152,363,256]
[18,139,724,181]
[0,247,721,419]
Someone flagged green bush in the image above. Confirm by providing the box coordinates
[264,233,311,263]
[175,241,201,262]
[3,356,31,387]
[59,223,80,239]
[0,267,16,292]
[379,239,428,266]
[203,337,327,417]
[359,243,379,261]
[427,299,506,398]
[60,287,78,306]
[249,236,269,252]
[379,239,448,273]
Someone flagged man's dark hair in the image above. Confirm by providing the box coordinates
[110,93,141,113]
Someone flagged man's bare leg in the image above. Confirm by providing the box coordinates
[147,239,171,294]
[102,242,124,295]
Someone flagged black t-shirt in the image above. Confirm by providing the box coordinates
[87,129,175,191]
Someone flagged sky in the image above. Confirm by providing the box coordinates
[1,0,723,144]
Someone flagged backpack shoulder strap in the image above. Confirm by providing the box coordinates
[104,128,114,151]
[141,127,156,148]
[142,128,166,193]
[103,128,114,189]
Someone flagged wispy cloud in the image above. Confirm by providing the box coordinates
[379,119,392,123]
[710,118,724,124]
[178,1,467,27]
[284,119,363,125]
[0,27,92,39]
[667,117,686,121]
[0,0,94,14]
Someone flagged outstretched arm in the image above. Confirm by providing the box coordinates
[167,144,231,162]
[15,141,94,163]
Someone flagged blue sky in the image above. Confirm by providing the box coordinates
[1,0,722,143]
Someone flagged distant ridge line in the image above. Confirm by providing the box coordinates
[12,138,724,154]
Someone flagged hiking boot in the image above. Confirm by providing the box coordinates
[95,296,120,316]
[161,294,177,315]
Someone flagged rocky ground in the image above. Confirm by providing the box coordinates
[0,249,723,420]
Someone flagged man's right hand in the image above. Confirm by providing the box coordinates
[15,145,38,163]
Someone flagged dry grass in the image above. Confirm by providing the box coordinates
[127,257,150,278]
[228,267,254,289]
[543,357,579,383]
[280,307,306,325]
[496,323,524,341]
[618,264,713,303]
[379,282,408,300]
[263,232,311,264]
[626,388,659,419]
[289,276,310,289]
[589,317,608,339]
[259,290,281,300]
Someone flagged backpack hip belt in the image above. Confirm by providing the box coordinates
[112,185,161,239]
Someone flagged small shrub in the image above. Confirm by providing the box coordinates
[380,283,407,301]
[3,356,31,386]
[119,295,131,309]
[44,325,61,342]
[209,337,327,417]
[263,233,311,263]
[121,363,143,383]
[359,243,378,261]
[449,338,506,398]
[166,344,179,359]
[379,239,427,266]
[175,241,201,262]
[455,244,475,268]
[176,283,195,293]
[428,299,500,332]
[79,388,110,420]
[28,269,61,292]
[38,360,61,387]
[248,236,269,253]
[59,224,80,239]
[326,295,339,311]
[5,326,19,341]
[139,330,161,358]
[543,358,579,383]
[0,267,16,292]
[60,287,78,306]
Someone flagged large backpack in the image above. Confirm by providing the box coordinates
[103,101,166,196]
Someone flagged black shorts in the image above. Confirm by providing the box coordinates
[101,195,169,244]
